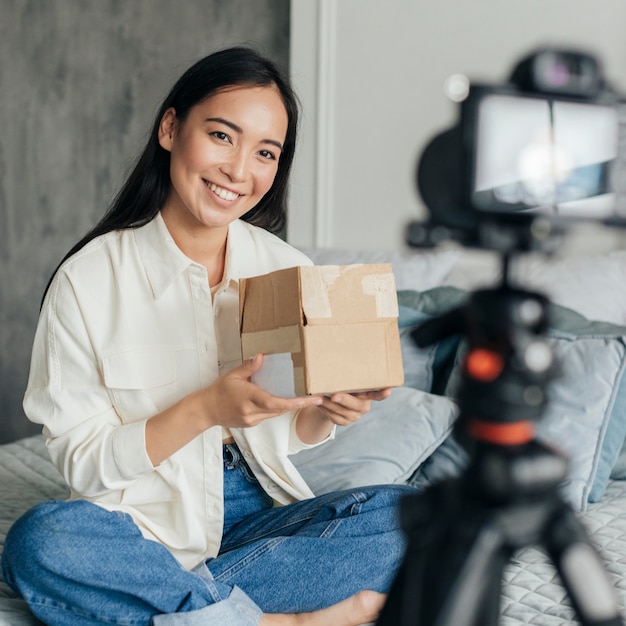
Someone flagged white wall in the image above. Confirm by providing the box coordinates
[288,0,626,252]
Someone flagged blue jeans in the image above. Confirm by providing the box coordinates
[2,444,415,625]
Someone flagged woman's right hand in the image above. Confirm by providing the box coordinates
[197,353,323,430]
[146,354,321,466]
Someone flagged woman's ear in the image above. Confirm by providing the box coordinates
[158,108,177,151]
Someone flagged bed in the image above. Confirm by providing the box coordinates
[3,244,626,625]
[2,435,626,625]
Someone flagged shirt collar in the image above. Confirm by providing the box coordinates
[134,213,249,298]
[133,213,195,298]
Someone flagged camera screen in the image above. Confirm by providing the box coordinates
[471,93,619,218]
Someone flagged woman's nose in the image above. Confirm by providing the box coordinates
[220,150,248,182]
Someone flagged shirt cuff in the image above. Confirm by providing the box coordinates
[111,418,154,480]
[288,408,336,455]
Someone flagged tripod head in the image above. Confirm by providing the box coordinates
[415,269,552,426]
[412,256,557,469]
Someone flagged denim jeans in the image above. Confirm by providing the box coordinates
[2,444,415,625]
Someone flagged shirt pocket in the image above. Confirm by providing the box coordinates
[102,350,178,423]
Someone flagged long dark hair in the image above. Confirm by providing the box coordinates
[42,46,299,303]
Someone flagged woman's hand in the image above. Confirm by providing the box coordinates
[317,388,392,426]
[295,387,392,445]
[146,354,322,465]
[199,354,323,430]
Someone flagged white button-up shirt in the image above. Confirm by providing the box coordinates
[24,213,329,570]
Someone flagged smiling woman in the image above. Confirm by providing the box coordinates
[1,46,414,626]
[158,86,288,282]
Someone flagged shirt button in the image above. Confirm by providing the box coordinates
[243,451,252,459]
[266,483,278,492]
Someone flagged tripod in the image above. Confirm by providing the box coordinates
[377,269,624,626]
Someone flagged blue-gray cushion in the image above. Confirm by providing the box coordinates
[290,386,458,494]
[397,288,464,394]
[610,438,626,479]
[398,305,435,392]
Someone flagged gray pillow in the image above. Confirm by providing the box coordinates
[291,386,458,494]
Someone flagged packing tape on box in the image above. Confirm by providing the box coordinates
[361,273,398,317]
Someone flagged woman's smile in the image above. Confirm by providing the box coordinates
[203,179,241,203]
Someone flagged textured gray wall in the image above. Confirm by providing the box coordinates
[0,0,290,444]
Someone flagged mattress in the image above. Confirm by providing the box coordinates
[1,435,625,625]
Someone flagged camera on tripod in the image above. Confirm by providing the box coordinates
[409,47,626,254]
[377,48,626,626]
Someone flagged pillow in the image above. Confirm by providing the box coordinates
[298,246,461,293]
[290,386,458,494]
[610,438,626,479]
[408,432,468,492]
[514,250,626,325]
[397,288,466,394]
[398,307,436,392]
[415,291,626,511]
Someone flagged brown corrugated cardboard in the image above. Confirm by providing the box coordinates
[239,264,404,396]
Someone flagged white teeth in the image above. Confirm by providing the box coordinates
[209,182,239,201]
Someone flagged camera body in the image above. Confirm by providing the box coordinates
[411,48,626,254]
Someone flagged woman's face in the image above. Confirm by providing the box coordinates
[158,85,288,232]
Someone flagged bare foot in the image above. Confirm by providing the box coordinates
[260,590,386,626]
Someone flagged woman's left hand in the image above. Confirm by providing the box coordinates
[295,388,392,445]
[316,388,392,426]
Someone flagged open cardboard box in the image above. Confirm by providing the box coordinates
[239,264,404,396]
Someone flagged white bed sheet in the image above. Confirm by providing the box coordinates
[1,435,625,625]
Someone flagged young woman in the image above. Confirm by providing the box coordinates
[2,46,414,626]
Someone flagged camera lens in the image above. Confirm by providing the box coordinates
[543,61,571,88]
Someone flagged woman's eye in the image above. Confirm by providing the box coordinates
[211,131,230,143]
[258,149,277,161]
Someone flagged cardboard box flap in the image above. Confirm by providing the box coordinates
[299,264,398,324]
[240,267,303,333]
[240,263,399,334]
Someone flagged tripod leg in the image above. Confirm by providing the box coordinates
[377,485,511,626]
[430,520,509,626]
[545,505,624,626]
[376,535,426,626]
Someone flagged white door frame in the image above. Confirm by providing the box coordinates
[288,0,337,248]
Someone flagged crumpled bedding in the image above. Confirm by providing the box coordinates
[1,435,625,625]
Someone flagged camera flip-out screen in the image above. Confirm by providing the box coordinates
[470,92,619,218]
